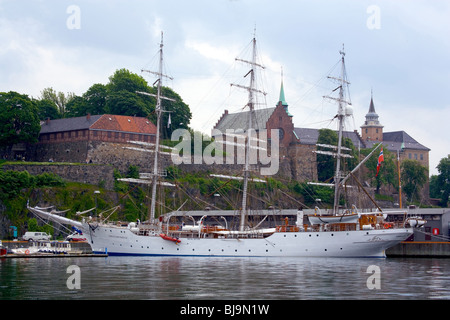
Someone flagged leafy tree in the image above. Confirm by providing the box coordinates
[316,129,357,182]
[34,98,61,120]
[362,145,397,193]
[435,155,450,206]
[83,83,108,115]
[105,69,155,117]
[0,91,41,147]
[41,87,75,117]
[106,90,153,117]
[107,68,149,94]
[160,87,192,139]
[401,159,428,202]
[317,129,338,182]
[65,95,89,118]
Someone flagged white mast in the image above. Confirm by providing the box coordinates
[232,34,266,231]
[324,46,352,215]
[138,32,175,222]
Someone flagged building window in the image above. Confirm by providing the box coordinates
[409,153,412,159]
[414,154,418,160]
[420,154,423,161]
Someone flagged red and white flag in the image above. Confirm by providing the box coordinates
[376,147,384,177]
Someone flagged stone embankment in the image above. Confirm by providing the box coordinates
[2,163,115,190]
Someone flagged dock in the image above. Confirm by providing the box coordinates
[386,241,450,258]
[1,253,108,258]
[0,240,107,258]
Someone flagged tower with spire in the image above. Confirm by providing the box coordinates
[278,67,292,117]
[361,91,383,141]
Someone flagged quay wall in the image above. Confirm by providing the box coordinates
[2,163,115,190]
[386,242,450,258]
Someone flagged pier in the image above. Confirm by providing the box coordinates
[0,240,107,258]
[386,241,450,258]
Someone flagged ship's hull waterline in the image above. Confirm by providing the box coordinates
[88,225,412,258]
[29,206,412,258]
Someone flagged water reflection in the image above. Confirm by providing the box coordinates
[1,256,450,300]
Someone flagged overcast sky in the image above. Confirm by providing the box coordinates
[1,0,449,175]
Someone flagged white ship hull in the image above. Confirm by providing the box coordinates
[29,206,411,258]
[85,224,411,258]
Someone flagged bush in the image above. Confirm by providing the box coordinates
[0,170,65,200]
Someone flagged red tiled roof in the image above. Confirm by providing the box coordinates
[90,115,157,135]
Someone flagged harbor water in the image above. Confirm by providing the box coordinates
[1,256,450,301]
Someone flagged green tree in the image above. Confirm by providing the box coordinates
[316,129,357,182]
[362,145,397,193]
[83,83,108,115]
[401,159,428,202]
[105,68,155,117]
[0,91,41,147]
[65,95,89,118]
[436,155,450,207]
[316,129,338,182]
[106,90,153,117]
[41,87,75,118]
[107,68,149,93]
[34,98,61,120]
[160,87,192,139]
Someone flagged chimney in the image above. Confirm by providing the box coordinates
[46,118,50,125]
[86,113,91,120]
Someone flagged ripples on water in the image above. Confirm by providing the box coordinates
[1,256,450,300]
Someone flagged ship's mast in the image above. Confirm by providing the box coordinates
[324,46,352,215]
[232,34,266,231]
[138,32,175,222]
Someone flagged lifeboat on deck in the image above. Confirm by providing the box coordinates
[159,233,181,244]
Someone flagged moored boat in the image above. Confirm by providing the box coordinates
[27,33,423,258]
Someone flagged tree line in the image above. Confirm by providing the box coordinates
[315,129,450,207]
[0,68,192,147]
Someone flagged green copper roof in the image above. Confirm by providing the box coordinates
[279,81,288,107]
[279,80,292,116]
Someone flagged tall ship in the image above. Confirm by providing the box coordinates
[28,33,423,258]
